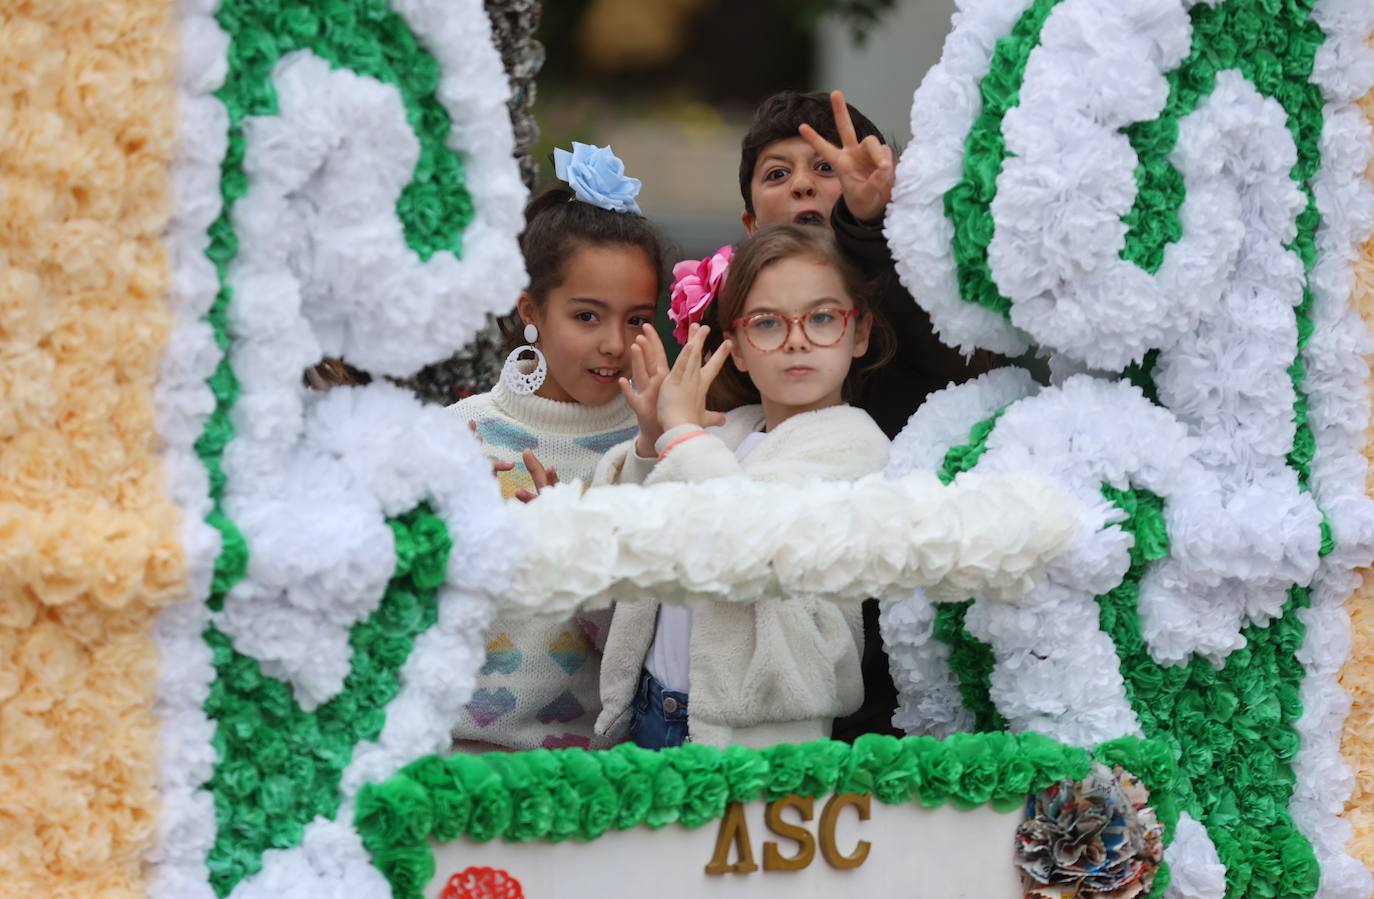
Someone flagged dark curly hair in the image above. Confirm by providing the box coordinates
[738,91,885,216]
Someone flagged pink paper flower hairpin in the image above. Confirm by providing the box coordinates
[667,244,733,345]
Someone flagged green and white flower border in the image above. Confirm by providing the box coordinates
[146,0,1374,896]
[150,2,1087,897]
[353,732,1185,899]
[884,0,1374,895]
[151,1,526,896]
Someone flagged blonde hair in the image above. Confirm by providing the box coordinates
[704,224,892,412]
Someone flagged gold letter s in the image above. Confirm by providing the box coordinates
[762,795,816,871]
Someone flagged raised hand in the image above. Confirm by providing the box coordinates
[618,323,671,457]
[657,324,732,433]
[798,89,895,225]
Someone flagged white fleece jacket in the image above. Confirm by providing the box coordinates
[592,403,890,748]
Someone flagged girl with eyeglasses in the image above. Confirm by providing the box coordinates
[591,223,894,750]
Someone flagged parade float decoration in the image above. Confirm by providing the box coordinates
[885,0,1374,896]
[2,0,1372,897]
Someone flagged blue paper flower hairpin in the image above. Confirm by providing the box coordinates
[554,142,643,215]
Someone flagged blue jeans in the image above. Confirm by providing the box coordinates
[629,671,689,749]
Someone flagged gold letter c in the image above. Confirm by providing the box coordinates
[818,793,871,870]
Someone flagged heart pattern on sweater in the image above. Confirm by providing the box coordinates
[480,633,522,675]
[467,688,517,727]
[540,733,591,750]
[547,630,591,675]
[535,690,584,725]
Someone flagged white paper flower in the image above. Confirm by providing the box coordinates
[504,472,1079,614]
[151,4,527,897]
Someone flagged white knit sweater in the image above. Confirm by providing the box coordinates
[447,383,637,750]
[450,382,640,495]
[592,403,890,749]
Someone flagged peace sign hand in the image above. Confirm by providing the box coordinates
[657,324,731,434]
[798,90,895,225]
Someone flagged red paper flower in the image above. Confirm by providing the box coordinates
[441,866,525,899]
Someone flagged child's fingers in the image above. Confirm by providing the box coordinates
[685,326,711,377]
[618,376,641,410]
[830,89,859,148]
[704,410,727,428]
[642,323,670,373]
[700,337,733,385]
[638,336,664,381]
[545,465,559,487]
[630,342,650,391]
[798,123,841,166]
[468,419,484,445]
[490,459,514,474]
[861,135,891,176]
[670,325,705,380]
[514,488,537,503]
[875,139,894,171]
[523,449,550,490]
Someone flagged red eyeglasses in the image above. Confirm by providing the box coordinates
[731,307,863,352]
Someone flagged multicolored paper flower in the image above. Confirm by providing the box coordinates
[1016,763,1164,899]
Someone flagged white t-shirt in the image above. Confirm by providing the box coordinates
[644,429,768,693]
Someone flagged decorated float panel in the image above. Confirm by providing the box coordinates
[2,1,1373,898]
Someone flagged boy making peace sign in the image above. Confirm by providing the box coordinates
[738,89,996,439]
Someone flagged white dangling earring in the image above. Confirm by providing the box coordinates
[502,322,547,395]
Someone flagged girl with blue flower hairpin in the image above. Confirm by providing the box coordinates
[448,144,673,752]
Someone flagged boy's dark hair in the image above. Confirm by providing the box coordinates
[738,91,886,215]
[503,185,673,351]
